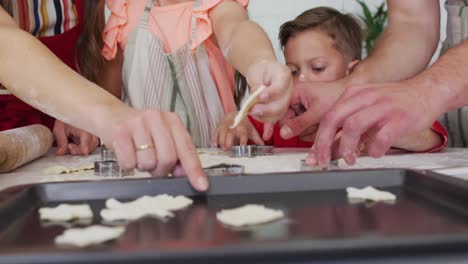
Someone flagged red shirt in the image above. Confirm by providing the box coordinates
[248,116,448,153]
[0,0,84,132]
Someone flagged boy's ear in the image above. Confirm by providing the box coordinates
[346,60,360,75]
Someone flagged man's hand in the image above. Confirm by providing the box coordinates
[279,79,348,141]
[307,79,443,167]
[53,120,100,156]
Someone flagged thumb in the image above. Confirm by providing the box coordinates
[280,109,322,140]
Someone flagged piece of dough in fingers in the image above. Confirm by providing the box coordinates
[231,85,267,128]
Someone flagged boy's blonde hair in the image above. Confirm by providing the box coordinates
[279,7,363,60]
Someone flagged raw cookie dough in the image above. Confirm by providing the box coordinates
[106,195,193,211]
[231,85,266,128]
[346,186,397,203]
[39,204,93,222]
[55,225,125,247]
[101,195,193,222]
[43,164,94,175]
[216,204,284,227]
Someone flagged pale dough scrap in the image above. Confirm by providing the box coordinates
[346,186,396,202]
[39,204,93,222]
[101,195,193,222]
[106,195,193,211]
[216,204,284,227]
[231,85,266,128]
[55,225,125,247]
[43,165,71,175]
[43,164,94,175]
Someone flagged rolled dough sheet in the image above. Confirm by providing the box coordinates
[55,225,125,247]
[43,164,94,175]
[216,204,284,227]
[101,195,193,222]
[346,186,396,202]
[231,85,266,128]
[39,204,93,222]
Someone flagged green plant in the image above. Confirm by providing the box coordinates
[356,0,388,56]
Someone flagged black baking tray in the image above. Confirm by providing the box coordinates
[2,169,468,264]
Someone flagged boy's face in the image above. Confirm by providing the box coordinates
[284,29,356,85]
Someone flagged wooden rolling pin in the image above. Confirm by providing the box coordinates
[0,124,53,173]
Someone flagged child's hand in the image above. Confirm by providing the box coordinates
[211,112,264,150]
[246,60,293,140]
[53,120,100,156]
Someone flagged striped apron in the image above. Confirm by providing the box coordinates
[122,0,224,148]
[438,0,468,147]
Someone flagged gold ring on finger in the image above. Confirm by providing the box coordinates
[136,144,154,151]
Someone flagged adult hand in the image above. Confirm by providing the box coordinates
[279,79,347,141]
[53,120,100,156]
[211,112,264,150]
[308,79,443,167]
[101,109,208,192]
[246,60,293,141]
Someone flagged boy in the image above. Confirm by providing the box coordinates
[212,7,447,154]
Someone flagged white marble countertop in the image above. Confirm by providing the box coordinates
[1,148,468,192]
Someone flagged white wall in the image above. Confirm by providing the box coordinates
[248,0,447,64]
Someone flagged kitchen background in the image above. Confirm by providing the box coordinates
[248,0,447,64]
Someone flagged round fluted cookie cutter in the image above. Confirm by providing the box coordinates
[100,146,116,161]
[230,145,256,158]
[230,145,275,157]
[94,160,134,177]
[203,163,245,176]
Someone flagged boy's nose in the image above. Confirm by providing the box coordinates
[298,73,307,82]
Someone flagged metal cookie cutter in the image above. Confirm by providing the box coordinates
[255,145,275,156]
[230,145,275,158]
[94,160,134,177]
[94,146,134,177]
[203,163,245,176]
[300,159,339,171]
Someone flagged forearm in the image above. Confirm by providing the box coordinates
[414,40,468,114]
[210,1,276,81]
[0,25,131,138]
[224,20,276,76]
[347,0,440,85]
[392,129,442,152]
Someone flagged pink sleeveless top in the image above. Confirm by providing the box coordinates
[102,0,249,113]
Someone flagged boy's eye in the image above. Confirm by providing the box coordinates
[312,67,326,73]
[290,69,299,76]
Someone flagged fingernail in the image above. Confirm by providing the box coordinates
[346,152,357,165]
[306,152,317,166]
[197,177,209,191]
[280,126,293,139]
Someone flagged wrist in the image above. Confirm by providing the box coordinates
[245,58,278,87]
[92,102,136,142]
[407,74,448,120]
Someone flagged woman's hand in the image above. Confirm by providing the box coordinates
[211,112,264,150]
[99,109,208,192]
[246,60,293,140]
